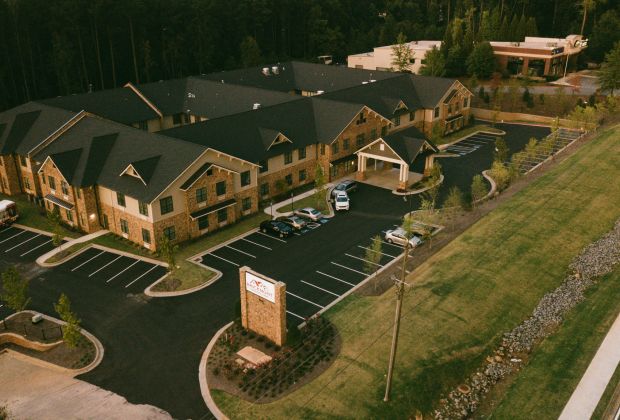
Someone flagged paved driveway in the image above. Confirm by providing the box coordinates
[0,122,550,418]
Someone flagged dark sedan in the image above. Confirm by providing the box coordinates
[259,220,294,238]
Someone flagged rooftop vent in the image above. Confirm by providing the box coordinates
[370,79,376,83]
[362,81,369,84]
[262,67,270,76]
[316,90,324,95]
[253,103,261,110]
[187,92,196,98]
[271,66,280,74]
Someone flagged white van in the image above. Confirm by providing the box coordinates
[0,200,18,227]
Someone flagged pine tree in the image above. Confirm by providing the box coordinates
[525,17,538,37]
[516,15,528,41]
[420,46,446,76]
[509,14,520,42]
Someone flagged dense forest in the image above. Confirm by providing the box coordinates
[1,0,619,111]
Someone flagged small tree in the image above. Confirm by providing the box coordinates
[494,137,509,164]
[391,32,413,72]
[422,162,442,210]
[419,46,446,77]
[416,199,438,250]
[1,267,30,327]
[430,122,444,144]
[47,207,63,247]
[313,163,326,211]
[159,234,179,271]
[489,161,510,190]
[363,235,383,291]
[442,186,465,230]
[525,137,539,160]
[54,293,81,347]
[470,174,487,208]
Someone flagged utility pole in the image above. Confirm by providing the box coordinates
[384,216,412,402]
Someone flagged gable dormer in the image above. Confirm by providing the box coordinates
[259,127,292,150]
[120,155,161,186]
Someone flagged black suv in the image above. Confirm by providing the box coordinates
[331,180,358,198]
[259,220,294,238]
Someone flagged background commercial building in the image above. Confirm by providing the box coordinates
[347,40,442,74]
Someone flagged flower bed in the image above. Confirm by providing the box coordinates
[207,316,340,403]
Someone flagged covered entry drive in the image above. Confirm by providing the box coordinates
[355,126,439,191]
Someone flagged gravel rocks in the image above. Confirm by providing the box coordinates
[433,220,620,419]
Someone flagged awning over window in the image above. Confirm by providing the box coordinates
[44,194,74,210]
[190,198,236,220]
[445,114,464,123]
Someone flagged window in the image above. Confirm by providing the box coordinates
[120,219,129,234]
[356,133,365,148]
[260,183,269,196]
[139,201,149,216]
[299,169,307,182]
[66,209,73,222]
[138,121,148,131]
[298,147,306,159]
[370,128,377,140]
[241,170,251,187]
[196,187,207,203]
[102,214,109,228]
[284,151,293,165]
[463,97,469,108]
[48,176,56,191]
[61,181,69,196]
[448,104,452,114]
[217,208,228,223]
[163,226,176,241]
[343,138,350,150]
[198,216,209,230]
[331,142,339,154]
[76,189,80,199]
[159,196,174,214]
[320,144,325,155]
[409,58,415,64]
[173,113,183,125]
[356,112,366,125]
[216,181,226,196]
[434,107,440,118]
[142,228,151,244]
[381,126,388,137]
[409,111,415,121]
[285,174,293,186]
[41,174,46,185]
[394,115,401,126]
[116,192,126,207]
[79,214,84,226]
[20,156,27,167]
[23,177,30,190]
[242,197,252,211]
[259,159,268,173]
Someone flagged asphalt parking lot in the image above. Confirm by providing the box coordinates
[0,225,58,260]
[0,122,552,418]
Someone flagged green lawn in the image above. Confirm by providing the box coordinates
[275,189,328,213]
[592,362,620,419]
[213,124,620,418]
[487,266,620,419]
[0,194,80,238]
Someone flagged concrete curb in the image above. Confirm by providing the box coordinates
[89,243,166,267]
[199,321,233,420]
[391,174,445,196]
[478,170,498,203]
[36,230,108,267]
[3,310,104,377]
[37,242,94,268]
[144,266,222,298]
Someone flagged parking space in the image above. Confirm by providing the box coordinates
[60,247,168,293]
[445,133,498,156]
[0,226,59,259]
[508,128,582,173]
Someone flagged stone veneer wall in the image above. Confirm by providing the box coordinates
[0,155,22,196]
[39,162,79,228]
[257,157,318,202]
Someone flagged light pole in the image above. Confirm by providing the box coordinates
[290,192,294,212]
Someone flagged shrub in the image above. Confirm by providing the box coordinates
[489,161,510,191]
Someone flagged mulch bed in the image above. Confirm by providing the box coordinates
[150,275,180,292]
[207,317,341,403]
[0,312,96,369]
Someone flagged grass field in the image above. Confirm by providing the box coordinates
[213,124,620,418]
[485,266,620,419]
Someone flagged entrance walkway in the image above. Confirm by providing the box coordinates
[559,312,620,420]
[359,168,423,191]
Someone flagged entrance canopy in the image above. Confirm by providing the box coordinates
[355,126,439,191]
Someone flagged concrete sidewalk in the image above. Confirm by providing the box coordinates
[559,312,620,420]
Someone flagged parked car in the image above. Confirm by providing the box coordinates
[334,191,350,211]
[0,200,18,228]
[331,180,358,199]
[294,207,323,222]
[275,215,307,230]
[384,228,422,248]
[260,220,294,238]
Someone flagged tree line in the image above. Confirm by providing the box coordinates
[1,0,618,112]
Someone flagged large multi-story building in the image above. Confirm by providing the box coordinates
[0,61,472,251]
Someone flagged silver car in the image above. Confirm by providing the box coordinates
[384,228,422,248]
[276,215,307,230]
[294,207,323,221]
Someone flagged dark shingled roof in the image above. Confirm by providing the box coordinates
[45,194,74,210]
[39,88,159,125]
[200,61,400,93]
[381,126,439,164]
[0,102,77,155]
[49,149,83,183]
[34,116,206,202]
[161,96,367,163]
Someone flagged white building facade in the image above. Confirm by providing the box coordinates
[348,40,442,74]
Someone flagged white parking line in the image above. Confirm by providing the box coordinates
[331,261,367,276]
[241,238,272,250]
[357,245,397,258]
[225,245,256,258]
[256,231,287,243]
[20,239,52,256]
[0,227,14,234]
[316,270,356,287]
[381,240,404,249]
[286,310,305,321]
[89,255,122,277]
[106,260,140,283]
[0,230,26,244]
[286,291,324,308]
[71,250,105,272]
[345,253,383,267]
[4,234,40,252]
[125,265,159,288]
[206,252,240,267]
[301,280,340,297]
